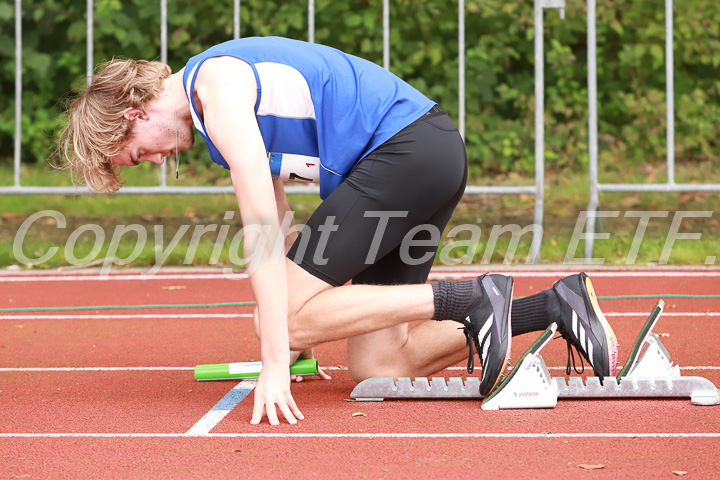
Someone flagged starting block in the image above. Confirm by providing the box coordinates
[481,322,558,410]
[350,300,720,408]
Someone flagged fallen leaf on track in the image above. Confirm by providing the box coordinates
[672,472,688,476]
[351,412,366,417]
[578,464,605,470]
[1,213,26,222]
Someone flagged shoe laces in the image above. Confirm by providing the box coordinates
[555,333,586,375]
[460,322,493,375]
[460,325,475,374]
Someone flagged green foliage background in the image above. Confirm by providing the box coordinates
[1,0,719,177]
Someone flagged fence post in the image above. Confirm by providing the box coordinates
[585,0,599,261]
[14,0,22,188]
[666,0,675,185]
[458,0,465,139]
[160,0,168,186]
[86,0,93,86]
[530,0,547,263]
[530,0,564,263]
[531,0,545,263]
[383,0,389,70]
[234,0,241,39]
[308,0,314,43]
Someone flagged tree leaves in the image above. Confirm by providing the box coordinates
[1,0,719,173]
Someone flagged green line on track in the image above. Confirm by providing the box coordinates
[1,295,719,313]
[0,302,257,313]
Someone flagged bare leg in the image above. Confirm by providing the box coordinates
[286,259,434,347]
[286,260,468,380]
[346,321,468,382]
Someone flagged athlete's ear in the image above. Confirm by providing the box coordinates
[123,107,148,122]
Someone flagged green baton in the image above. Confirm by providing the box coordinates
[194,358,319,381]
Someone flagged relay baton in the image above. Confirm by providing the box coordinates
[194,358,319,381]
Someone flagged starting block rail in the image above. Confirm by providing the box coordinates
[350,300,720,408]
[350,375,720,406]
[351,377,482,402]
[555,376,720,406]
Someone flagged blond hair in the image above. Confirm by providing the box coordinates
[56,58,171,193]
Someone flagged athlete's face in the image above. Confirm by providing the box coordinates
[111,107,194,167]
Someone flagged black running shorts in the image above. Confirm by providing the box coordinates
[287,106,468,287]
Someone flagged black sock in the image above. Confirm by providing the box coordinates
[510,288,561,336]
[431,279,484,322]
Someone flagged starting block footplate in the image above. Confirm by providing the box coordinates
[350,300,720,407]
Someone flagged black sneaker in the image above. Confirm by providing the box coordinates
[552,272,619,380]
[459,274,514,396]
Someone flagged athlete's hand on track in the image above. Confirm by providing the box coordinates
[251,363,303,426]
[293,365,332,383]
[290,348,332,383]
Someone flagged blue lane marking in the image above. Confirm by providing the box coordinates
[211,387,254,412]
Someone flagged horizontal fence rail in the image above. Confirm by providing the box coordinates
[584,0,720,260]
[9,0,549,261]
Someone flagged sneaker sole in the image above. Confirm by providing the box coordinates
[484,276,514,396]
[482,322,556,405]
[584,276,619,376]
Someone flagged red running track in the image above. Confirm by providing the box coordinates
[0,268,719,478]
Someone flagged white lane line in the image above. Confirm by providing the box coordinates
[0,432,718,439]
[0,367,194,372]
[185,380,256,436]
[604,312,720,317]
[2,270,719,282]
[0,366,342,372]
[0,312,715,321]
[0,313,254,320]
[443,366,720,371]
[429,271,720,278]
[667,366,720,371]
[2,365,718,373]
[0,273,248,282]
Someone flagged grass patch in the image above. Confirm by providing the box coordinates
[1,160,718,269]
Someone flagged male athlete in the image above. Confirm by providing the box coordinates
[60,37,618,426]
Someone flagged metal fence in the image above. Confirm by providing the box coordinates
[584,0,720,260]
[5,0,561,262]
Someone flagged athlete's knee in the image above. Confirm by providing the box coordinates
[348,363,403,384]
[257,307,311,350]
[347,354,406,384]
[348,364,376,384]
[286,310,315,351]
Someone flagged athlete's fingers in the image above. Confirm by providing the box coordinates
[265,402,280,426]
[276,400,297,425]
[318,367,332,380]
[286,392,304,420]
[250,398,265,425]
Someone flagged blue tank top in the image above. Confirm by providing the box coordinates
[182,37,435,199]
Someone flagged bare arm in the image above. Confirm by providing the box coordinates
[195,56,301,425]
[269,177,331,382]
[273,178,299,254]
